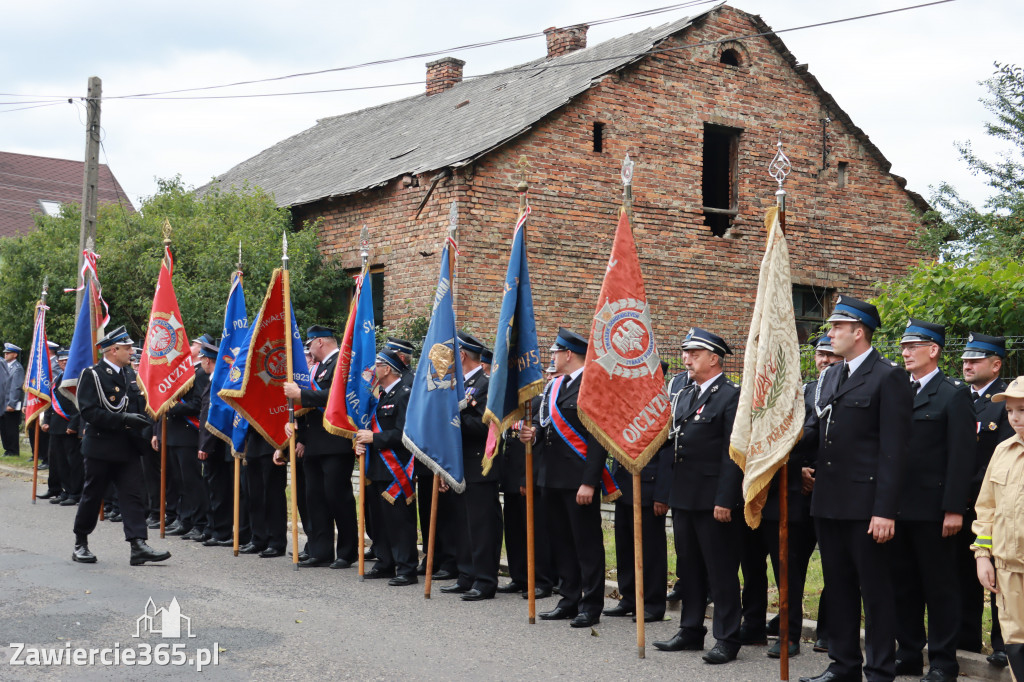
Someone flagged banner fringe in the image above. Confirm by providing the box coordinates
[403,433,466,494]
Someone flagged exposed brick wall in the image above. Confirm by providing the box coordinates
[295,6,927,354]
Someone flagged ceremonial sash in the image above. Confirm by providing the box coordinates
[51,371,70,421]
[549,376,620,501]
[178,398,201,430]
[373,413,415,505]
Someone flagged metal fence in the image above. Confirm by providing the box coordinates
[659,336,1024,383]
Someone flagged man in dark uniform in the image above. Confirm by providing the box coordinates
[284,325,359,568]
[1,342,25,457]
[519,328,607,629]
[239,425,287,557]
[891,319,975,682]
[41,350,83,505]
[653,328,742,665]
[71,326,170,566]
[381,337,416,567]
[195,340,233,546]
[439,332,502,601]
[604,361,673,622]
[959,332,1014,667]
[799,296,913,682]
[355,349,418,586]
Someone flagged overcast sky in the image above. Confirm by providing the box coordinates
[2,0,1021,214]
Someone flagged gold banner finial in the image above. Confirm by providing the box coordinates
[162,218,173,245]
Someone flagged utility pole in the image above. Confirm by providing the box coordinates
[76,76,102,316]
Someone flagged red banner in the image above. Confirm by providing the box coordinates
[138,245,195,418]
[577,210,670,475]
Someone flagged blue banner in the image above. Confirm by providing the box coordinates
[60,278,99,403]
[206,272,249,450]
[401,242,466,492]
[346,269,377,429]
[483,207,544,433]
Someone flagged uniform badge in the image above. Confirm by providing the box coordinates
[115,386,120,392]
[108,395,116,402]
[990,422,998,431]
[591,297,659,379]
[105,368,113,374]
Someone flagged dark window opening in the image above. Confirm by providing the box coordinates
[837,161,848,189]
[701,123,740,236]
[720,48,741,66]
[343,267,386,327]
[593,122,605,153]
[793,285,833,344]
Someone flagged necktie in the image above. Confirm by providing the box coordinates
[680,383,699,415]
[911,380,921,393]
[972,391,981,403]
[836,363,850,390]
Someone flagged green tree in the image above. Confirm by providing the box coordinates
[917,63,1024,261]
[0,178,351,353]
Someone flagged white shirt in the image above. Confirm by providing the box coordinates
[697,372,723,397]
[103,358,122,374]
[464,365,482,381]
[913,366,941,393]
[381,378,401,395]
[843,347,873,377]
[973,378,998,398]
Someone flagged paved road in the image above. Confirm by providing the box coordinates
[0,470,985,680]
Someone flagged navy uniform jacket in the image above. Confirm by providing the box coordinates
[296,351,354,458]
[971,378,1014,498]
[764,379,821,523]
[163,366,208,447]
[808,349,913,520]
[77,360,151,462]
[610,442,672,506]
[197,372,225,460]
[45,369,81,433]
[6,360,24,409]
[897,370,975,521]
[536,375,605,491]
[668,373,741,511]
[461,369,499,483]
[366,380,412,483]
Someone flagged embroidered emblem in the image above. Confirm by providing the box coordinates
[424,341,456,391]
[591,297,658,379]
[146,312,187,364]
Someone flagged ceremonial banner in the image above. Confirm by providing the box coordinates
[218,268,311,450]
[729,206,804,528]
[482,206,544,474]
[578,209,669,475]
[23,301,53,430]
[60,277,104,403]
[324,265,377,437]
[206,271,249,448]
[138,245,195,419]
[402,241,466,492]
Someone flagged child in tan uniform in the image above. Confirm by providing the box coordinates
[973,376,1024,681]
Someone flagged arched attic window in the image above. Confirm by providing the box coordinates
[720,48,742,66]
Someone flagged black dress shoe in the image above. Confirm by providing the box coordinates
[238,543,264,555]
[297,556,331,567]
[72,544,97,563]
[812,638,829,653]
[766,614,780,637]
[666,585,684,602]
[364,548,377,560]
[523,587,552,600]
[59,497,80,507]
[894,658,923,676]
[653,629,706,652]
[767,640,800,658]
[921,669,955,682]
[461,589,495,601]
[988,650,1009,668]
[798,671,859,682]
[739,623,768,645]
[602,603,635,617]
[129,539,171,566]
[192,532,212,543]
[203,537,233,547]
[298,551,309,562]
[259,547,285,558]
[165,522,188,536]
[388,575,417,587]
[416,564,427,576]
[570,613,600,628]
[48,494,65,504]
[633,611,665,622]
[440,583,470,594]
[329,558,352,569]
[38,462,49,470]
[38,490,57,500]
[431,569,457,581]
[538,606,578,621]
[702,642,739,664]
[363,568,395,580]
[496,580,526,594]
[107,512,123,523]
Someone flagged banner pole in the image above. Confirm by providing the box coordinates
[424,475,439,599]
[31,419,40,503]
[358,451,367,581]
[232,457,241,556]
[632,473,645,657]
[282,233,300,571]
[160,419,167,538]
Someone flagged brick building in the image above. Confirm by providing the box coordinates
[210,4,928,350]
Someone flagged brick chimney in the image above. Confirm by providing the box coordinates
[425,57,465,96]
[544,25,588,59]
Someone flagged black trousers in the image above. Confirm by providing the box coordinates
[421,475,457,573]
[302,453,358,563]
[50,432,83,498]
[543,487,605,617]
[143,448,179,520]
[613,500,667,618]
[202,453,233,541]
[502,482,555,590]
[245,456,286,551]
[764,517,819,644]
[459,481,503,593]
[368,480,418,578]
[170,444,208,532]
[29,425,49,466]
[892,520,961,673]
[673,508,742,646]
[816,517,896,682]
[740,521,769,632]
[38,427,63,494]
[74,456,148,541]
[956,510,985,652]
[1,410,21,454]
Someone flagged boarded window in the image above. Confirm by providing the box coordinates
[793,285,833,344]
[702,123,740,236]
[343,267,385,326]
[837,161,849,189]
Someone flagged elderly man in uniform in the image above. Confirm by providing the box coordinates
[439,332,501,601]
[959,332,1015,667]
[891,319,975,682]
[1,342,24,457]
[71,326,170,566]
[654,328,742,664]
[520,328,608,629]
[799,296,913,682]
